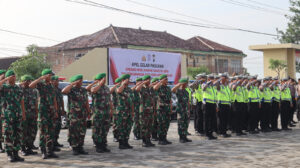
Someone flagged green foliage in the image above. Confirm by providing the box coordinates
[277,0,300,43]
[9,44,50,80]
[268,59,287,79]
[187,66,210,79]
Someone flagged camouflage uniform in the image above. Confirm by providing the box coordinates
[116,86,133,142]
[157,85,172,139]
[0,84,23,152]
[140,86,153,140]
[150,88,158,139]
[133,90,141,138]
[36,82,56,151]
[0,88,4,145]
[112,91,119,139]
[21,87,38,148]
[54,87,63,144]
[176,89,189,137]
[91,85,111,145]
[67,87,88,148]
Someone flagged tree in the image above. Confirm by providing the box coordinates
[187,66,210,79]
[277,0,300,43]
[268,59,287,79]
[9,44,50,80]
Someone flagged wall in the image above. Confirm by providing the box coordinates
[263,49,288,78]
[57,48,108,82]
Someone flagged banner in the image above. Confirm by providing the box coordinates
[108,48,181,85]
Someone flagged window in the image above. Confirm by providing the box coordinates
[75,53,83,60]
[231,60,241,73]
[215,59,228,73]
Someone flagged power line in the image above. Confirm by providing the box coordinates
[245,0,290,13]
[66,0,277,37]
[0,28,61,42]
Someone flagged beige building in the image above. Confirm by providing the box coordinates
[249,43,300,79]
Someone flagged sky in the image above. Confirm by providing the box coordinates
[0,0,291,77]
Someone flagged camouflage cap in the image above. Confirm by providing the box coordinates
[94,73,106,80]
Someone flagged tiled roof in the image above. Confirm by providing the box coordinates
[0,57,20,69]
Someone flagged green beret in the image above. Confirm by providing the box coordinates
[136,77,143,82]
[151,77,159,83]
[159,74,167,80]
[121,74,130,80]
[21,75,33,82]
[70,74,83,83]
[51,75,59,81]
[41,69,53,76]
[142,75,151,81]
[115,77,122,83]
[94,73,106,80]
[179,78,188,83]
[0,70,6,75]
[5,70,15,78]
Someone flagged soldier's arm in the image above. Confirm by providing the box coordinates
[110,84,118,94]
[91,79,105,93]
[62,81,78,94]
[171,83,182,93]
[85,100,91,116]
[86,80,97,92]
[29,75,48,88]
[0,76,12,86]
[135,81,146,92]
[54,96,58,118]
[21,99,26,121]
[116,79,128,93]
[153,79,165,91]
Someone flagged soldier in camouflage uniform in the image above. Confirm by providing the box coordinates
[150,77,159,141]
[0,70,26,162]
[29,68,58,159]
[132,77,142,140]
[51,76,65,149]
[20,75,38,156]
[136,75,155,147]
[86,73,112,153]
[62,74,90,155]
[0,70,6,153]
[153,74,172,145]
[111,77,121,142]
[116,74,134,149]
[172,78,192,143]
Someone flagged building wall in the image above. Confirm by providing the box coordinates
[57,48,108,82]
[263,49,289,78]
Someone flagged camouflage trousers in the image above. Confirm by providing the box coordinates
[68,118,87,148]
[140,109,153,139]
[21,117,37,147]
[0,117,3,143]
[38,106,55,151]
[152,109,158,138]
[116,110,132,141]
[92,110,110,145]
[177,106,189,136]
[157,105,171,137]
[112,110,118,139]
[133,103,141,138]
[3,115,22,152]
[54,117,61,142]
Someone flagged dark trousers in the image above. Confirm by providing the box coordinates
[281,101,291,129]
[289,98,296,123]
[260,102,271,130]
[241,103,248,130]
[194,102,204,133]
[228,105,234,131]
[218,104,230,135]
[203,102,217,136]
[271,101,280,129]
[297,96,300,121]
[233,102,244,133]
[248,102,259,131]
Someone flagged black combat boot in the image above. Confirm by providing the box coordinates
[30,144,38,150]
[0,142,5,153]
[72,147,79,155]
[158,135,167,145]
[102,142,111,153]
[54,141,64,147]
[164,136,172,144]
[41,147,48,159]
[179,136,187,143]
[151,133,159,141]
[7,151,16,162]
[119,140,127,149]
[142,138,151,147]
[147,139,155,147]
[95,143,104,153]
[47,149,59,158]
[21,146,29,156]
[13,151,24,162]
[124,139,133,149]
[78,146,88,155]
[26,147,38,155]
[184,136,192,142]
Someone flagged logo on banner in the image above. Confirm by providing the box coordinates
[141,54,156,62]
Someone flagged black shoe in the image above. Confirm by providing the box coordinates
[54,141,64,147]
[222,134,231,138]
[124,140,133,149]
[158,140,167,145]
[151,137,159,141]
[187,132,192,136]
[21,150,29,156]
[249,130,259,134]
[53,146,61,152]
[282,128,292,131]
[272,128,281,132]
[7,152,16,162]
[292,120,298,124]
[26,148,38,155]
[184,136,192,142]
[78,146,88,155]
[13,151,24,162]
[289,123,296,127]
[142,140,151,147]
[102,145,111,153]
[113,138,119,142]
[119,140,128,149]
[236,132,247,136]
[72,147,80,155]
[95,144,105,153]
[30,144,39,150]
[41,148,48,159]
[207,135,218,140]
[179,137,187,143]
[147,139,155,147]
[48,152,59,158]
[164,136,172,144]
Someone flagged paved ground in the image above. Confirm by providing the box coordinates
[1,121,300,168]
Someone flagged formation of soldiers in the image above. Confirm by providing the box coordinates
[0,68,297,162]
